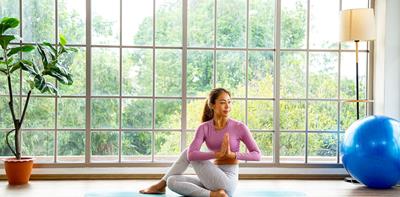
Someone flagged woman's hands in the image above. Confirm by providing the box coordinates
[215,133,236,160]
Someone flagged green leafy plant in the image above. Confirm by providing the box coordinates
[0,17,77,160]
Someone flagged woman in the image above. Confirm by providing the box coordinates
[139,88,261,197]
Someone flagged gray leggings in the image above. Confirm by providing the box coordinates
[162,149,238,197]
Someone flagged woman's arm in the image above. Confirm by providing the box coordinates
[236,125,261,161]
[187,127,215,161]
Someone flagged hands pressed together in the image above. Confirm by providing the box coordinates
[215,133,236,160]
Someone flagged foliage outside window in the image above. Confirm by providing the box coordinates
[0,0,372,165]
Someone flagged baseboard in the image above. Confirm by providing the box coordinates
[0,167,348,180]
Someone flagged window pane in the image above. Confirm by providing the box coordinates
[0,130,15,157]
[23,0,55,43]
[340,102,367,131]
[249,0,275,48]
[58,0,86,45]
[0,71,19,95]
[230,100,245,123]
[308,133,337,163]
[280,100,306,131]
[247,100,273,130]
[155,131,180,161]
[57,131,85,163]
[340,52,367,100]
[155,99,181,129]
[122,0,153,46]
[155,0,182,46]
[59,47,86,96]
[309,0,339,49]
[58,98,85,129]
[0,0,19,18]
[280,132,305,163]
[309,52,338,99]
[187,99,205,130]
[156,49,182,96]
[91,98,119,129]
[22,131,54,163]
[91,131,118,162]
[92,0,119,45]
[122,131,152,162]
[122,99,152,129]
[0,97,20,128]
[92,48,119,96]
[188,0,214,47]
[253,132,273,162]
[216,51,246,97]
[339,132,344,163]
[308,101,337,131]
[280,52,306,98]
[24,97,55,129]
[217,0,246,48]
[281,0,307,49]
[122,49,153,96]
[187,50,213,97]
[248,51,274,98]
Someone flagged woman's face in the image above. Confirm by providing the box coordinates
[212,92,232,118]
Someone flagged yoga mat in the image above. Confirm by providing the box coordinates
[85,189,306,197]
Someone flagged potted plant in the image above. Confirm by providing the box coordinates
[1,17,77,185]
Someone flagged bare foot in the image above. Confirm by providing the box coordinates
[139,180,166,194]
[210,189,228,197]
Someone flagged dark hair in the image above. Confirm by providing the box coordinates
[201,88,231,122]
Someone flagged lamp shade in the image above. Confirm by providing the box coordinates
[339,8,376,41]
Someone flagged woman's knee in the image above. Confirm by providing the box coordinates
[166,176,177,188]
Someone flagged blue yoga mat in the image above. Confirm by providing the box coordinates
[85,190,306,197]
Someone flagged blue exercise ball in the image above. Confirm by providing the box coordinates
[341,115,400,189]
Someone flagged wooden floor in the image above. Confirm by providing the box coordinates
[1,179,399,197]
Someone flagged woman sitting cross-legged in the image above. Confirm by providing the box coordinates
[139,88,261,197]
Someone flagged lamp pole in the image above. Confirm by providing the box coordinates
[355,40,360,120]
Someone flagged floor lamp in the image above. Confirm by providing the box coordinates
[339,8,376,183]
[339,8,376,120]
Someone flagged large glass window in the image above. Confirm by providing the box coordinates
[0,0,373,165]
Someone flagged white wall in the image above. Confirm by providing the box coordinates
[374,0,400,120]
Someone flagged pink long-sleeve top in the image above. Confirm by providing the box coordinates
[188,118,261,161]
